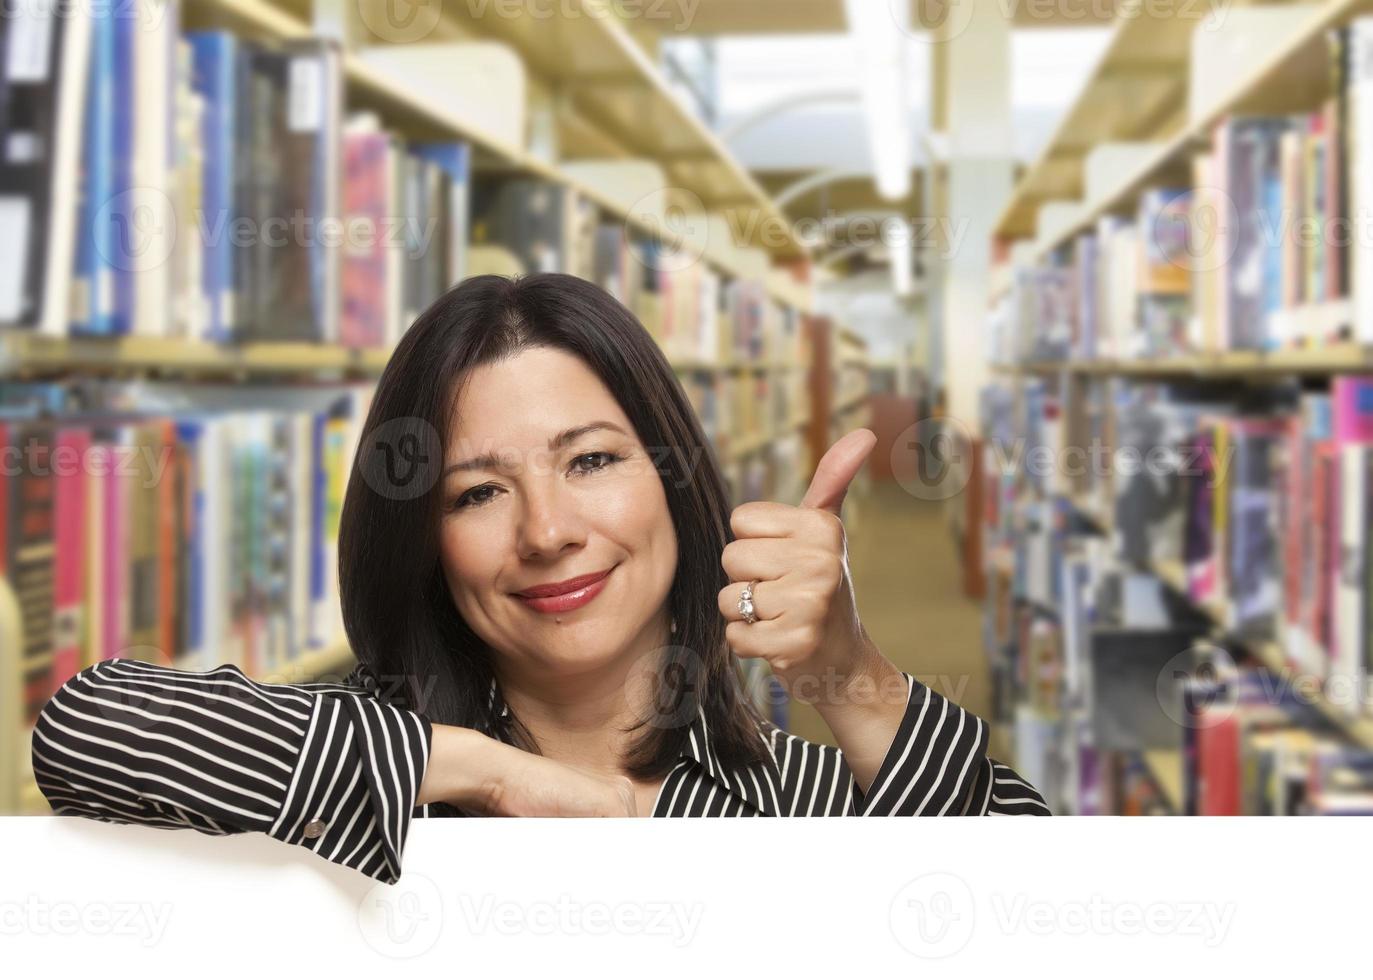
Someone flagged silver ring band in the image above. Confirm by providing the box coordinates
[737,580,759,624]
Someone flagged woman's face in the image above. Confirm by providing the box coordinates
[438,345,679,684]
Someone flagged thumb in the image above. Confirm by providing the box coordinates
[800,428,877,517]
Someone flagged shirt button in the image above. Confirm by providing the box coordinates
[303,819,326,839]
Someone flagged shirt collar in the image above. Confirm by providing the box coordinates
[488,677,784,817]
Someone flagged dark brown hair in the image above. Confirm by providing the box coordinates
[336,272,773,779]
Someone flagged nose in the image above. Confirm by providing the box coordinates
[515,478,587,561]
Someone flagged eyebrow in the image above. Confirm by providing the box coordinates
[442,421,629,477]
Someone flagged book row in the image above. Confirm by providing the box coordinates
[979,369,1373,814]
[990,18,1373,364]
[985,514,1373,816]
[677,368,810,454]
[0,386,373,730]
[2,2,807,371]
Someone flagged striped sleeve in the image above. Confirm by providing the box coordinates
[961,757,1052,816]
[30,657,433,884]
[850,672,1050,816]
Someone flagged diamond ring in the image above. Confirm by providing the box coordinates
[737,580,759,625]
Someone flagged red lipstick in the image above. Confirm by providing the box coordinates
[514,566,615,613]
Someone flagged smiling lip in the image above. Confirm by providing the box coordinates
[514,566,615,613]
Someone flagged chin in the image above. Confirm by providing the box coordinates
[522,621,628,669]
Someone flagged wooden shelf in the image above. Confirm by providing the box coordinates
[992,341,1373,380]
[1067,493,1110,529]
[723,412,810,463]
[1245,641,1373,749]
[1049,496,1373,751]
[1140,748,1184,814]
[426,0,808,259]
[1000,0,1370,259]
[995,7,1198,240]
[832,390,870,415]
[6,1,815,379]
[183,0,810,300]
[0,333,390,379]
[726,427,774,461]
[251,642,358,686]
[1148,558,1373,750]
[0,338,811,382]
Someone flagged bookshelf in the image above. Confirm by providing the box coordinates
[0,334,388,378]
[992,339,1373,380]
[794,321,872,528]
[998,0,1372,263]
[399,0,810,259]
[993,6,1197,242]
[980,2,1373,814]
[1,0,835,812]
[184,0,809,289]
[1047,491,1373,756]
[1145,554,1373,750]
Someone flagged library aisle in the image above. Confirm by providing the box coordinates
[7,0,1373,832]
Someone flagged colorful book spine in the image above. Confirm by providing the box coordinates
[187,31,240,342]
[1332,375,1373,442]
[51,427,90,696]
[341,129,393,349]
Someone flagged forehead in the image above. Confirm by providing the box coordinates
[448,346,629,445]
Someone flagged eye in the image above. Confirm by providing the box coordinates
[571,451,624,475]
[448,484,501,511]
[446,452,624,513]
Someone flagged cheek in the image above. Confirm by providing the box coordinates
[437,520,499,612]
[601,475,676,570]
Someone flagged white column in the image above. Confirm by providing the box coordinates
[935,1,1013,432]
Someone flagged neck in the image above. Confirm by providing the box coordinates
[495,610,674,777]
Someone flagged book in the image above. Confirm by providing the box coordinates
[2,421,57,726]
[0,1,92,333]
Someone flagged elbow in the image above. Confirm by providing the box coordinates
[31,662,113,805]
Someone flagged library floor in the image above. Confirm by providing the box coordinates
[785,480,1003,758]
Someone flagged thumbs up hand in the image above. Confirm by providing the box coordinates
[718,428,885,705]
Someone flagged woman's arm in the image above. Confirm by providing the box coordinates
[815,656,1051,816]
[35,658,648,883]
[32,657,433,884]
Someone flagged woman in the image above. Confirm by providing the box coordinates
[32,273,1048,887]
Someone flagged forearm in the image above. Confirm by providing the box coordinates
[417,723,504,810]
[810,637,908,796]
[34,658,438,883]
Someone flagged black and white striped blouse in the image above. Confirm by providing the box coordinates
[31,656,1050,885]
